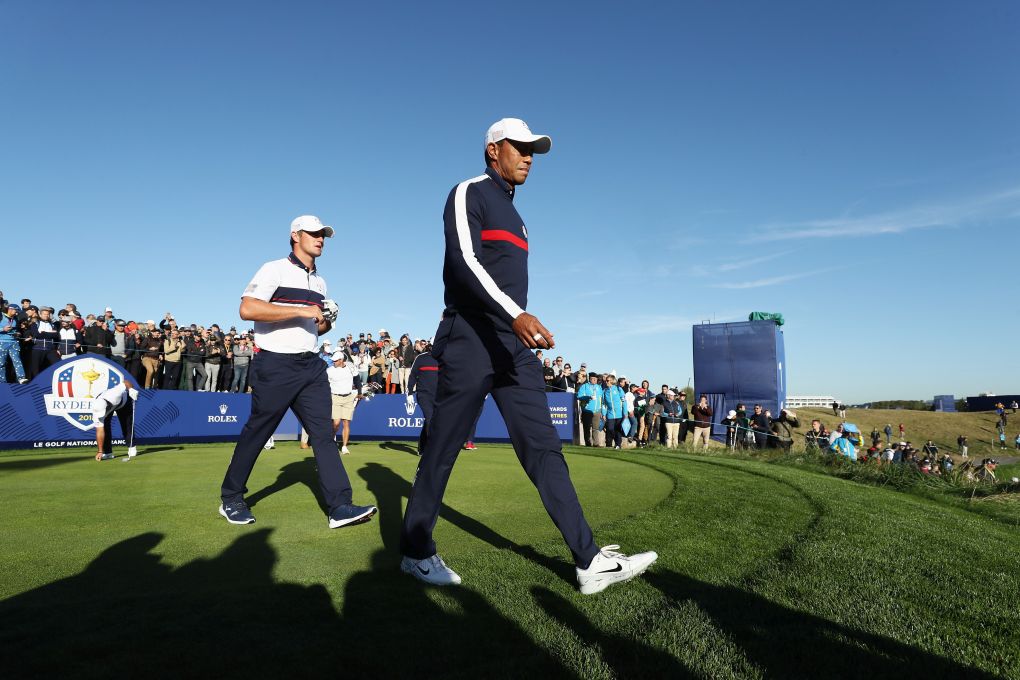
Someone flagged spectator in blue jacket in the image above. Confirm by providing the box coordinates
[602,374,627,449]
[0,302,28,383]
[576,372,604,447]
[28,306,61,378]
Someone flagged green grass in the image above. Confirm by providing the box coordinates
[1,441,1017,678]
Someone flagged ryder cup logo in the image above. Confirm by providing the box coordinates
[43,358,125,431]
[209,403,238,423]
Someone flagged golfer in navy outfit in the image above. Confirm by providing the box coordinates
[218,215,376,529]
[399,119,656,594]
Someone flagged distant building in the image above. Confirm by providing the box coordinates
[786,395,838,409]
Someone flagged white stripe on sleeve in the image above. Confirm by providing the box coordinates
[454,175,526,321]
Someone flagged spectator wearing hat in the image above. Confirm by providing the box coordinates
[103,307,116,332]
[109,319,129,368]
[576,372,604,447]
[28,306,61,379]
[328,351,362,455]
[661,390,683,448]
[0,302,28,383]
[82,314,111,357]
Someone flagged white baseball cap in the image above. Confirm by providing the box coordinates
[290,215,335,237]
[331,351,346,362]
[485,118,551,154]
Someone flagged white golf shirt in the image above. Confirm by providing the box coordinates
[327,363,358,395]
[91,383,136,423]
[242,254,327,354]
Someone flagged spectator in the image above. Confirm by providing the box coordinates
[28,306,60,378]
[661,390,683,448]
[602,374,626,450]
[56,315,82,360]
[870,427,881,447]
[770,409,799,450]
[353,346,369,386]
[141,328,163,389]
[183,330,206,391]
[328,351,362,455]
[691,394,713,449]
[721,409,738,448]
[398,335,415,394]
[162,329,185,389]
[542,358,555,392]
[0,302,28,383]
[922,440,939,457]
[82,314,110,356]
[552,356,564,378]
[957,434,968,459]
[642,387,663,448]
[576,372,603,447]
[108,319,128,367]
[102,307,116,331]
[230,336,253,393]
[554,363,576,393]
[828,425,857,461]
[385,348,401,394]
[749,404,770,448]
[734,403,751,449]
[805,419,829,450]
[1012,400,1019,414]
[884,423,893,444]
[369,346,385,385]
[203,331,224,392]
[675,391,691,444]
[975,458,998,482]
[898,423,905,440]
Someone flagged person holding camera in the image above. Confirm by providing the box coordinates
[162,329,185,389]
[230,335,253,393]
[691,394,714,449]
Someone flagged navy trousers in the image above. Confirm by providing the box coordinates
[220,351,353,511]
[400,313,598,567]
[416,391,434,453]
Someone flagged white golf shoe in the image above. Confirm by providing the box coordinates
[576,544,658,595]
[401,554,462,586]
[340,446,350,455]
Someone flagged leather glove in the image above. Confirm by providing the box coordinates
[405,394,415,410]
[128,388,140,401]
[322,299,340,323]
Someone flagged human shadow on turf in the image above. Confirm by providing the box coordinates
[246,457,328,515]
[359,462,577,585]
[379,441,419,456]
[0,530,575,678]
[643,569,996,679]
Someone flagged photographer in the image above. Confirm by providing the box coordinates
[203,331,224,392]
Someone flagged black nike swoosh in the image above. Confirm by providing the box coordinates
[417,565,431,575]
[598,563,624,574]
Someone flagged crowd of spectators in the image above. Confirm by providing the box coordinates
[3,291,1016,480]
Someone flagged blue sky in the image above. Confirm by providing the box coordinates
[2,1,1017,402]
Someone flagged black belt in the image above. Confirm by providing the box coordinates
[336,392,353,397]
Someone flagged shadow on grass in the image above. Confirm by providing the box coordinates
[379,441,419,456]
[643,569,996,680]
[359,462,576,585]
[0,455,90,472]
[0,530,574,678]
[246,457,328,515]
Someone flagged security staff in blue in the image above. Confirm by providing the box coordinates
[399,118,657,594]
[219,215,377,529]
[405,343,438,454]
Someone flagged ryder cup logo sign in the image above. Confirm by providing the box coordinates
[209,404,238,423]
[43,358,125,431]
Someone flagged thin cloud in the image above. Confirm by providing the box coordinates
[751,185,1020,242]
[715,249,793,272]
[711,268,838,290]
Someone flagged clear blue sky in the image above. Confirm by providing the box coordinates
[2,1,1017,402]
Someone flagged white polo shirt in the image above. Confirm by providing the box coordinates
[242,254,327,354]
[327,363,358,395]
[91,383,134,422]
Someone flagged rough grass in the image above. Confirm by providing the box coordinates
[0,441,1017,679]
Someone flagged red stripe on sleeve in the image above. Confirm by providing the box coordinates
[480,229,528,252]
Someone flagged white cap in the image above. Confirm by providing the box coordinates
[146,319,155,325]
[485,118,551,154]
[667,390,676,397]
[105,307,112,312]
[379,328,387,334]
[290,215,335,238]
[331,351,346,362]
[323,340,331,346]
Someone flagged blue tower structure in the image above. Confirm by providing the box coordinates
[692,320,787,442]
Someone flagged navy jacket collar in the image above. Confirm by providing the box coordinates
[288,252,316,273]
[485,167,515,200]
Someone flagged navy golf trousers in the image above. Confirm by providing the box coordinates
[400,313,598,567]
[99,400,135,454]
[221,350,353,511]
